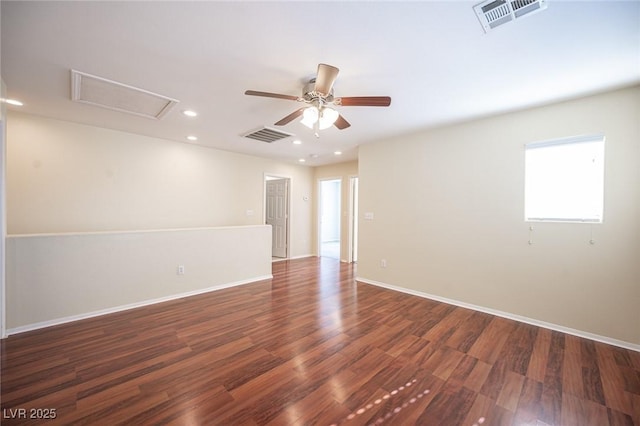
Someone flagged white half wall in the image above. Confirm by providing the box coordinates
[6,225,272,332]
[358,85,640,346]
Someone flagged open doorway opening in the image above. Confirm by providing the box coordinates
[319,178,341,259]
[349,176,359,263]
[264,175,290,260]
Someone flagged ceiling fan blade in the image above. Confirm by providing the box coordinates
[315,64,339,96]
[336,96,391,107]
[274,108,305,126]
[244,90,300,101]
[334,114,351,130]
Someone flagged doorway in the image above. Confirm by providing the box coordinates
[265,175,290,260]
[319,178,341,259]
[349,176,359,263]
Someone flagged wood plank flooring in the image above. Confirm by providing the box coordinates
[1,257,639,425]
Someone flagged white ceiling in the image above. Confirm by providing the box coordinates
[2,1,639,166]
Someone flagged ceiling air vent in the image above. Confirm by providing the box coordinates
[243,127,293,143]
[71,70,179,119]
[474,0,548,33]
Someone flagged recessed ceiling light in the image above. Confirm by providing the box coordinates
[334,151,342,155]
[2,98,24,106]
[298,158,306,163]
[292,140,302,145]
[186,135,198,141]
[182,110,198,117]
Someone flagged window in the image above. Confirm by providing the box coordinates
[525,134,605,223]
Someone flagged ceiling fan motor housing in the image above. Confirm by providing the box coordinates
[302,80,334,103]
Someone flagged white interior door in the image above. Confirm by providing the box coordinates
[266,178,288,258]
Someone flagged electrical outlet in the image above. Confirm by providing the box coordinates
[177,265,185,275]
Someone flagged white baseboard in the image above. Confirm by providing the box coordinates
[290,254,315,260]
[271,254,315,262]
[6,274,273,336]
[357,276,640,353]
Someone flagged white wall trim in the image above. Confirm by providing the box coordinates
[0,79,7,339]
[6,274,273,336]
[289,254,315,260]
[357,276,640,353]
[272,255,314,263]
[7,224,267,239]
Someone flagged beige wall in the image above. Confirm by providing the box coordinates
[314,161,358,261]
[7,112,314,258]
[358,85,640,346]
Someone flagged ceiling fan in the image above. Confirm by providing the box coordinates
[245,63,391,134]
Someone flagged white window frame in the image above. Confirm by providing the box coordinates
[524,134,605,223]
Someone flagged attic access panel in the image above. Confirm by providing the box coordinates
[71,70,179,119]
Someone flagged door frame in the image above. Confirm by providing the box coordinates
[264,173,291,260]
[1,79,7,338]
[317,177,342,260]
[348,175,359,264]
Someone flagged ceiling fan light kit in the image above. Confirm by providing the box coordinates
[245,63,391,134]
[300,106,319,129]
[300,106,339,130]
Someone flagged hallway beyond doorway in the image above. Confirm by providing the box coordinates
[320,241,340,259]
[319,178,341,260]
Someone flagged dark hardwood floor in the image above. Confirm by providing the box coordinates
[1,257,639,425]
